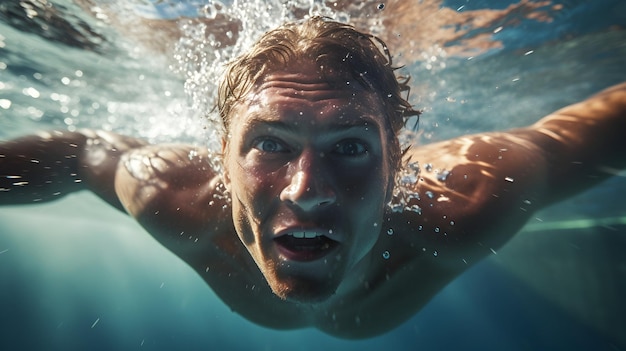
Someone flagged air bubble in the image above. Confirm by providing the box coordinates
[390,203,404,213]
[400,174,417,186]
[437,170,451,182]
[408,162,420,172]
[382,250,390,259]
[387,228,394,235]
[407,205,422,214]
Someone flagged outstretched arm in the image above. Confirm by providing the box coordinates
[1,128,231,256]
[0,130,149,210]
[517,82,626,204]
[398,82,626,262]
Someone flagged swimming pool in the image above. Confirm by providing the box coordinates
[1,0,625,349]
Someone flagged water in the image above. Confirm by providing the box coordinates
[1,0,626,350]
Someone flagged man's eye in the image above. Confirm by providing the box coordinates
[253,138,287,153]
[333,140,368,156]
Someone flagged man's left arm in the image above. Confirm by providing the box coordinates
[398,82,626,263]
[513,82,626,206]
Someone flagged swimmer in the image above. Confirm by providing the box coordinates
[1,17,625,338]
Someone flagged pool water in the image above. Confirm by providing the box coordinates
[1,0,626,350]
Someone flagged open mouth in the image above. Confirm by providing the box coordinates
[274,231,339,262]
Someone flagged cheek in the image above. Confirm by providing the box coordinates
[228,158,285,220]
[339,161,390,202]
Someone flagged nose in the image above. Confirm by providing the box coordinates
[279,151,336,212]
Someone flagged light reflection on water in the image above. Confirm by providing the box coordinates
[1,0,626,350]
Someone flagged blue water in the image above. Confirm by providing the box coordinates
[1,0,626,350]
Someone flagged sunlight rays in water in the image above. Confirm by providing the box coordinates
[524,216,626,232]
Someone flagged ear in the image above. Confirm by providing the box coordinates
[384,173,395,206]
[221,138,231,191]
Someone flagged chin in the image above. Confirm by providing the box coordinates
[268,273,339,304]
[275,284,337,305]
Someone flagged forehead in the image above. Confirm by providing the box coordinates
[232,62,388,130]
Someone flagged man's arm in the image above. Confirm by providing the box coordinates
[515,82,626,205]
[399,82,626,262]
[1,128,231,252]
[0,130,149,210]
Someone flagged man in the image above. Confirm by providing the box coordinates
[1,17,625,338]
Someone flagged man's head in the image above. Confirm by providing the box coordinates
[218,17,419,303]
[218,16,419,169]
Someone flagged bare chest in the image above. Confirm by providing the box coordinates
[192,237,456,337]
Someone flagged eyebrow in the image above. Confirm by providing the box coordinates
[244,114,382,136]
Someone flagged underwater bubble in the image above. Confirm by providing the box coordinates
[382,250,390,259]
[434,227,440,233]
[433,251,438,257]
[407,205,422,214]
[200,1,225,19]
[425,191,434,199]
[400,174,418,186]
[387,228,394,235]
[377,3,385,10]
[22,87,40,98]
[425,163,433,172]
[407,192,420,201]
[437,170,451,182]
[390,203,404,213]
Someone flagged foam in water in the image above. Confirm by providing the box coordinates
[170,0,357,149]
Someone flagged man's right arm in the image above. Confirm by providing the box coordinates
[0,130,149,211]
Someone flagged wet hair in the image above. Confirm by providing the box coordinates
[217,16,420,170]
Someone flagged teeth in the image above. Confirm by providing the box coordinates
[289,231,321,239]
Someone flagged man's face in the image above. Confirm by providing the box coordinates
[222,61,393,303]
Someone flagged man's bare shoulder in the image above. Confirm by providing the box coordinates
[113,144,232,252]
[386,132,550,264]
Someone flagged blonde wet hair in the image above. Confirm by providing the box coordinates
[218,16,420,170]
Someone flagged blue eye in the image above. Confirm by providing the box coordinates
[253,138,287,153]
[334,140,368,156]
